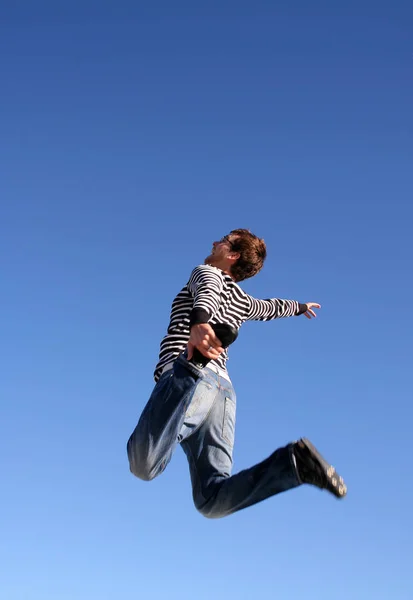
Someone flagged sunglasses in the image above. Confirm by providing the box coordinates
[219,235,237,249]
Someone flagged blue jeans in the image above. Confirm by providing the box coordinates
[127,354,300,518]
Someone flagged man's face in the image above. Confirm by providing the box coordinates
[204,235,235,266]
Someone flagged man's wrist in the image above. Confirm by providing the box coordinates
[189,308,210,328]
[297,303,308,316]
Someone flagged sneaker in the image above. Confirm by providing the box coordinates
[293,438,347,499]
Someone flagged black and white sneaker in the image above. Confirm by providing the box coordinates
[293,438,347,499]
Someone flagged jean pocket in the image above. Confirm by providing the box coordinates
[185,380,213,419]
[222,396,236,445]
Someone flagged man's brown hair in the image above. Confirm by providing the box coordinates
[228,228,267,282]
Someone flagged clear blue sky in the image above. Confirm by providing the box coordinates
[1,2,412,599]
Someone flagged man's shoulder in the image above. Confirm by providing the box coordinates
[187,265,228,291]
[189,264,226,278]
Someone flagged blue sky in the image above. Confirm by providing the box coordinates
[1,2,412,599]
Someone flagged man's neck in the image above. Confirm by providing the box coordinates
[205,261,234,280]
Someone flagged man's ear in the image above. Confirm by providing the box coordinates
[229,252,240,263]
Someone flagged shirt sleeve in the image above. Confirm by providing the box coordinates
[246,295,307,321]
[187,266,224,327]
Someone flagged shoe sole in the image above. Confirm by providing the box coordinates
[298,438,347,499]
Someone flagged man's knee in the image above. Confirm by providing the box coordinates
[195,503,226,519]
[193,494,226,519]
[129,458,156,481]
[127,438,156,482]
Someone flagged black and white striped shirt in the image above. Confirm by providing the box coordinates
[154,265,306,381]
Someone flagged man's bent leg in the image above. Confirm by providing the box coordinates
[127,356,203,481]
[181,379,300,518]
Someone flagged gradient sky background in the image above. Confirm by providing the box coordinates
[1,2,412,599]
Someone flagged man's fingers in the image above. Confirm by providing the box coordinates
[206,330,222,349]
[204,350,221,360]
[304,310,316,319]
[188,340,221,361]
[188,324,225,360]
[203,337,223,350]
[304,302,321,319]
[202,339,223,356]
[191,337,224,359]
[195,347,222,359]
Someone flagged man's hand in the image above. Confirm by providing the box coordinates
[187,323,224,361]
[304,302,321,319]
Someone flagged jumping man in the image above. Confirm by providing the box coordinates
[127,229,347,518]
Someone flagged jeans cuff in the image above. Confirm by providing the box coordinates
[288,442,302,485]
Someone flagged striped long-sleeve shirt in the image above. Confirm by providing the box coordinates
[154,265,307,381]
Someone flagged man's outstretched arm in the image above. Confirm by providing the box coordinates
[246,296,321,321]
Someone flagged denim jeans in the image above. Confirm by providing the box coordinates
[127,354,300,518]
